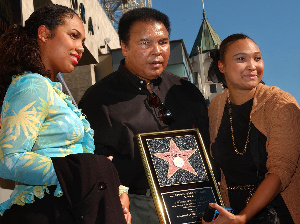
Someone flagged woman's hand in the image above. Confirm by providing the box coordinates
[202,203,246,224]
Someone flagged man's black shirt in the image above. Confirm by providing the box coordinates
[79,60,210,193]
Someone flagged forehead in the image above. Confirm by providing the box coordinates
[129,21,168,39]
[227,38,260,55]
[58,15,84,33]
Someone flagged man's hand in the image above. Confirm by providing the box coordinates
[120,192,131,224]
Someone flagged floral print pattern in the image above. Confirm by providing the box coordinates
[0,72,94,215]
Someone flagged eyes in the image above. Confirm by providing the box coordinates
[254,56,262,61]
[139,39,169,47]
[141,40,150,45]
[159,39,169,45]
[69,32,85,46]
[69,32,78,39]
[235,55,262,62]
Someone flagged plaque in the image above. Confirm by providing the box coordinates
[136,129,224,224]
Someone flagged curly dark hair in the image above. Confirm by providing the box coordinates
[0,4,78,106]
[118,7,171,46]
[208,33,252,88]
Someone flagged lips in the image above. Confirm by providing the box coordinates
[71,54,81,65]
[151,60,162,64]
[244,73,258,79]
[150,61,163,67]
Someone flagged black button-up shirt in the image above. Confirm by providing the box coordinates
[79,60,210,192]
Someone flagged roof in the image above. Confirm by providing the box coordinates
[190,10,222,57]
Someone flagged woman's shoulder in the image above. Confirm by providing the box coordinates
[10,72,52,90]
[5,72,54,101]
[13,72,48,82]
[209,90,227,108]
[255,83,299,108]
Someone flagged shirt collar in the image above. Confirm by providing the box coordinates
[117,59,163,90]
[22,71,63,91]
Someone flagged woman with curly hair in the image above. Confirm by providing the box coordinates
[0,4,130,224]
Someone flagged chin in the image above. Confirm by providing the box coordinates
[63,67,75,74]
[246,83,260,90]
[151,74,161,80]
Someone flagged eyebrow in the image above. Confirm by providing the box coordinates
[160,37,169,41]
[72,29,86,42]
[138,37,169,42]
[232,52,261,57]
[139,38,151,42]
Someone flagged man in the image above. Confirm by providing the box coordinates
[79,7,210,224]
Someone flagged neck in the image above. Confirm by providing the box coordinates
[228,87,257,105]
[50,73,58,82]
[133,73,151,84]
[133,73,153,94]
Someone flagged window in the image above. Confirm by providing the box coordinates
[210,84,216,93]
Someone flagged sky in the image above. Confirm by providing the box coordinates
[152,0,300,103]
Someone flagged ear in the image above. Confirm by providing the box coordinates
[121,41,128,57]
[37,25,50,43]
[218,60,226,74]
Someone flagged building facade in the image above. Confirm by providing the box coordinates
[189,9,224,104]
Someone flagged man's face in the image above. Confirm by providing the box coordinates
[121,21,170,81]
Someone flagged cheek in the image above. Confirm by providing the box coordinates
[141,51,148,58]
[258,64,264,74]
[230,64,245,73]
[162,46,170,55]
[132,48,148,58]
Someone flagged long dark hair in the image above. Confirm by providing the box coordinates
[0,4,78,106]
[208,33,253,88]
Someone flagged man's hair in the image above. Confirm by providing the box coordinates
[118,7,171,46]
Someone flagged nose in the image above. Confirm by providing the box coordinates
[152,43,162,55]
[76,45,84,55]
[248,59,256,70]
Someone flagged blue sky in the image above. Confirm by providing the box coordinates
[153,0,300,103]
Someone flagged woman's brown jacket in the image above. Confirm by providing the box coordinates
[208,83,300,222]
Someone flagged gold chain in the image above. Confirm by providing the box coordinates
[228,98,252,155]
[227,185,257,204]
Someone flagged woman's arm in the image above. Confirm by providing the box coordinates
[203,173,282,224]
[0,75,58,186]
[239,173,282,222]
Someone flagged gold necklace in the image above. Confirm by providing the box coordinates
[227,98,252,155]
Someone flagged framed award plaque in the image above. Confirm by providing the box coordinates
[135,129,224,224]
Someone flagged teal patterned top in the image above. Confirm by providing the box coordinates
[0,72,95,215]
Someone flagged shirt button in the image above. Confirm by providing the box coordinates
[140,80,143,84]
[98,182,107,190]
[79,216,84,224]
[138,87,142,90]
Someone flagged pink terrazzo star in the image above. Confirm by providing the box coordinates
[154,139,197,179]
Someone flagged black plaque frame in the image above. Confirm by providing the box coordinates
[136,129,224,224]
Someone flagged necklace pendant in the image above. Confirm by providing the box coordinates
[228,98,252,156]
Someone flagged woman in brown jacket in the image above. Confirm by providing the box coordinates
[203,34,299,224]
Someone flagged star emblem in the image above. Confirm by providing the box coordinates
[154,139,197,179]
